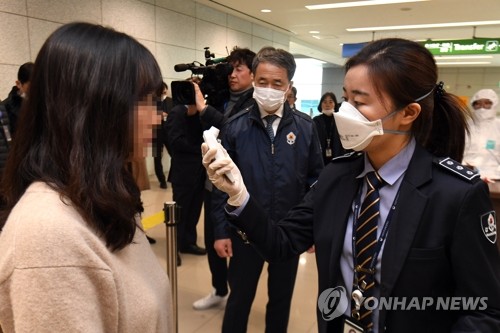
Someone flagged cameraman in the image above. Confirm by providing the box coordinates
[192,47,256,310]
[165,77,207,261]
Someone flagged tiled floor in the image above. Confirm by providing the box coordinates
[141,179,319,333]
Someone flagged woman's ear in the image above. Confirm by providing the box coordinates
[400,102,421,125]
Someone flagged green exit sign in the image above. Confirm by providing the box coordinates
[422,38,500,55]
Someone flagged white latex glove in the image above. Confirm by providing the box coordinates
[201,142,248,206]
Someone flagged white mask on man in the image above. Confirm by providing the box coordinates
[334,101,408,151]
[253,86,287,112]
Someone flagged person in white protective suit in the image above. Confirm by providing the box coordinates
[463,89,500,181]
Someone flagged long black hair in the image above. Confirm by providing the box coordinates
[0,22,163,251]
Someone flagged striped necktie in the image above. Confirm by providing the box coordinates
[354,171,385,332]
[264,114,278,142]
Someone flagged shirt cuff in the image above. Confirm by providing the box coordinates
[225,193,250,216]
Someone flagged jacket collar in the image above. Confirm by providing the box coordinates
[232,87,254,112]
[249,102,294,129]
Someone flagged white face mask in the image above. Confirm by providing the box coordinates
[253,86,287,112]
[474,107,497,121]
[322,109,334,116]
[334,101,408,151]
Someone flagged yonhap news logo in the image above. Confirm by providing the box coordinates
[317,286,349,321]
[317,286,489,322]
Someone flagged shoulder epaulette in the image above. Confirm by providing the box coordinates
[330,151,363,163]
[436,157,479,181]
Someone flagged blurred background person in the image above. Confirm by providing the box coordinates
[153,81,172,189]
[166,79,207,258]
[0,22,172,332]
[0,103,11,176]
[313,92,349,165]
[463,88,500,181]
[286,86,299,112]
[0,62,34,137]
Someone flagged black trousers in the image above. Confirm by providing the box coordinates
[222,234,299,333]
[203,189,228,296]
[153,138,168,184]
[172,181,204,249]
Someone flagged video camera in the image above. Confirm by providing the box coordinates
[171,47,232,109]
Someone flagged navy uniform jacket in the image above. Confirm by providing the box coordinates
[213,102,324,239]
[229,144,500,333]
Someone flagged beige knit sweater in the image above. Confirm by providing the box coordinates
[0,182,173,332]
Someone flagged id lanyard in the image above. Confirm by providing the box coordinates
[351,184,401,286]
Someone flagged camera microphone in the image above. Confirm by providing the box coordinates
[174,63,195,72]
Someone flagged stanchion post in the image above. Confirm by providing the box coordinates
[164,201,178,333]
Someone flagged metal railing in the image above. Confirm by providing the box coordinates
[164,201,179,333]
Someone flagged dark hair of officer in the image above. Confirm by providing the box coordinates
[252,46,296,81]
[0,22,163,250]
[345,38,471,161]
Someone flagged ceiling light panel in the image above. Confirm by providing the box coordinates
[306,0,428,10]
[347,20,500,32]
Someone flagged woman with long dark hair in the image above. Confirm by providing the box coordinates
[0,22,172,332]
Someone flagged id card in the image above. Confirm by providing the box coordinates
[343,317,365,333]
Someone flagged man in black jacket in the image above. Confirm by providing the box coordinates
[153,82,173,189]
[192,47,257,311]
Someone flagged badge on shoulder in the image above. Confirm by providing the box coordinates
[480,210,497,244]
[343,317,365,333]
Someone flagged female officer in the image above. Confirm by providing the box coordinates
[201,38,500,333]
